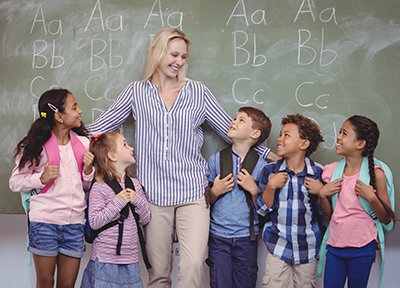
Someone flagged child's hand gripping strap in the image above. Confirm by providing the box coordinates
[40,130,86,194]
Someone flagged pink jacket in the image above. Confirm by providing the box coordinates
[9,132,94,225]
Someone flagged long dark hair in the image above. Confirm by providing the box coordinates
[14,89,88,170]
[348,115,396,224]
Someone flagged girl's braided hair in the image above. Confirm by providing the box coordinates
[348,115,396,224]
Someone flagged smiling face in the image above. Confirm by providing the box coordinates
[156,38,187,79]
[59,93,82,128]
[227,111,258,143]
[277,123,309,158]
[336,120,365,157]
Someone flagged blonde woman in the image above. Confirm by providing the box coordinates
[88,28,278,288]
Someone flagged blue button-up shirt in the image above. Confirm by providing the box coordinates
[256,157,324,264]
[208,149,268,238]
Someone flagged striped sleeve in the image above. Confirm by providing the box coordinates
[131,178,151,225]
[86,83,134,136]
[203,86,232,144]
[203,85,271,159]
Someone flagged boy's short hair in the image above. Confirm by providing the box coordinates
[238,106,271,146]
[281,113,324,157]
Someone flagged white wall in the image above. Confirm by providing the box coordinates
[1,214,399,287]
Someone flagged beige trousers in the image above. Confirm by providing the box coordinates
[262,250,317,288]
[144,195,210,288]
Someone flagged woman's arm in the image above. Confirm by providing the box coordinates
[87,83,135,135]
[203,86,273,160]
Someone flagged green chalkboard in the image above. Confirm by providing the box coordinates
[1,0,399,216]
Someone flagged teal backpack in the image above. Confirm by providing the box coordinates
[318,157,395,288]
[21,189,40,264]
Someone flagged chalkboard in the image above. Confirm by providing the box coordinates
[1,0,399,216]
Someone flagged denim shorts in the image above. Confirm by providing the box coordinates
[28,221,85,258]
[80,258,143,288]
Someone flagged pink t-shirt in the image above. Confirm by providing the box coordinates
[322,162,377,248]
[9,135,94,225]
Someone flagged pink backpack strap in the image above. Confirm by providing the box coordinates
[69,130,86,178]
[40,131,59,194]
[39,130,87,194]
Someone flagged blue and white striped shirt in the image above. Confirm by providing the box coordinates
[256,157,324,264]
[88,80,271,206]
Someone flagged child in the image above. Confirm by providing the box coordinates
[256,113,324,288]
[80,132,151,288]
[207,106,271,288]
[317,115,396,288]
[9,89,94,288]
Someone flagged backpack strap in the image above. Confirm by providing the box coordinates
[104,176,151,269]
[219,147,259,241]
[41,130,86,194]
[124,177,152,270]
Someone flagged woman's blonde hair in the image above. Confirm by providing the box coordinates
[142,28,191,82]
[89,132,132,183]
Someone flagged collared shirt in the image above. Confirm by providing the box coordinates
[87,80,271,206]
[89,178,151,264]
[208,149,268,238]
[256,157,323,264]
[9,135,94,225]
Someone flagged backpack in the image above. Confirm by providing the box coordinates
[216,147,262,241]
[84,175,151,269]
[20,188,40,264]
[317,157,395,288]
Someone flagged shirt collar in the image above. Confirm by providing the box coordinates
[276,157,317,176]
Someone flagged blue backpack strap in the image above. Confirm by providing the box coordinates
[317,159,344,277]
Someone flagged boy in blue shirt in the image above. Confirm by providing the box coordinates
[207,106,272,288]
[256,113,324,288]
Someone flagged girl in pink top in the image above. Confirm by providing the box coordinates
[316,115,396,288]
[81,132,151,288]
[9,89,94,288]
